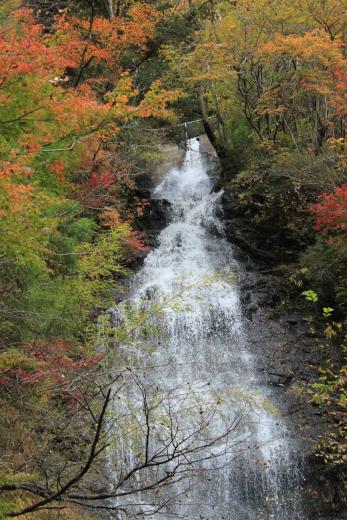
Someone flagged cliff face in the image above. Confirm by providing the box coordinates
[234,253,346,519]
[221,188,347,520]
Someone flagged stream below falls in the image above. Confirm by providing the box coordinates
[109,138,305,519]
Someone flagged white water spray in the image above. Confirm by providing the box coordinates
[111,138,304,519]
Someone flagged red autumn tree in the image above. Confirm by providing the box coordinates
[309,185,347,235]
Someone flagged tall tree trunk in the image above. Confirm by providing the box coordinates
[199,88,227,161]
[211,87,227,148]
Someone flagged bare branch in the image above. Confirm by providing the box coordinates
[6,389,112,517]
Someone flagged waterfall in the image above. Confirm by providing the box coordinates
[110,138,304,519]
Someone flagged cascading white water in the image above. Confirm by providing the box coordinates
[111,138,304,519]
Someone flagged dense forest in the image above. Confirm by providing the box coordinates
[0,0,346,518]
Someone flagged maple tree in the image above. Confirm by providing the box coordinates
[0,3,182,516]
[309,185,347,235]
[163,0,346,155]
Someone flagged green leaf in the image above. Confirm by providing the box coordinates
[301,290,318,303]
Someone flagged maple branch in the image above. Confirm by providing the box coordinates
[0,106,45,124]
[42,140,77,152]
[73,55,95,89]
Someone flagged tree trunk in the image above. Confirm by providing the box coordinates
[199,89,227,161]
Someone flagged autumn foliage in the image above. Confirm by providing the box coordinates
[0,341,103,387]
[0,0,346,513]
[0,4,182,504]
[309,185,347,235]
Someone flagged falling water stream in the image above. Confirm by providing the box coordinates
[110,138,304,519]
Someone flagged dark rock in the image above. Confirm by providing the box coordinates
[220,193,346,518]
[287,316,299,325]
[240,291,251,304]
[137,198,171,234]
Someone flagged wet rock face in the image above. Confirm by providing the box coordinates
[219,193,277,263]
[221,203,347,520]
[137,198,171,247]
[302,459,347,520]
[220,192,305,265]
[223,217,276,263]
[124,199,171,270]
